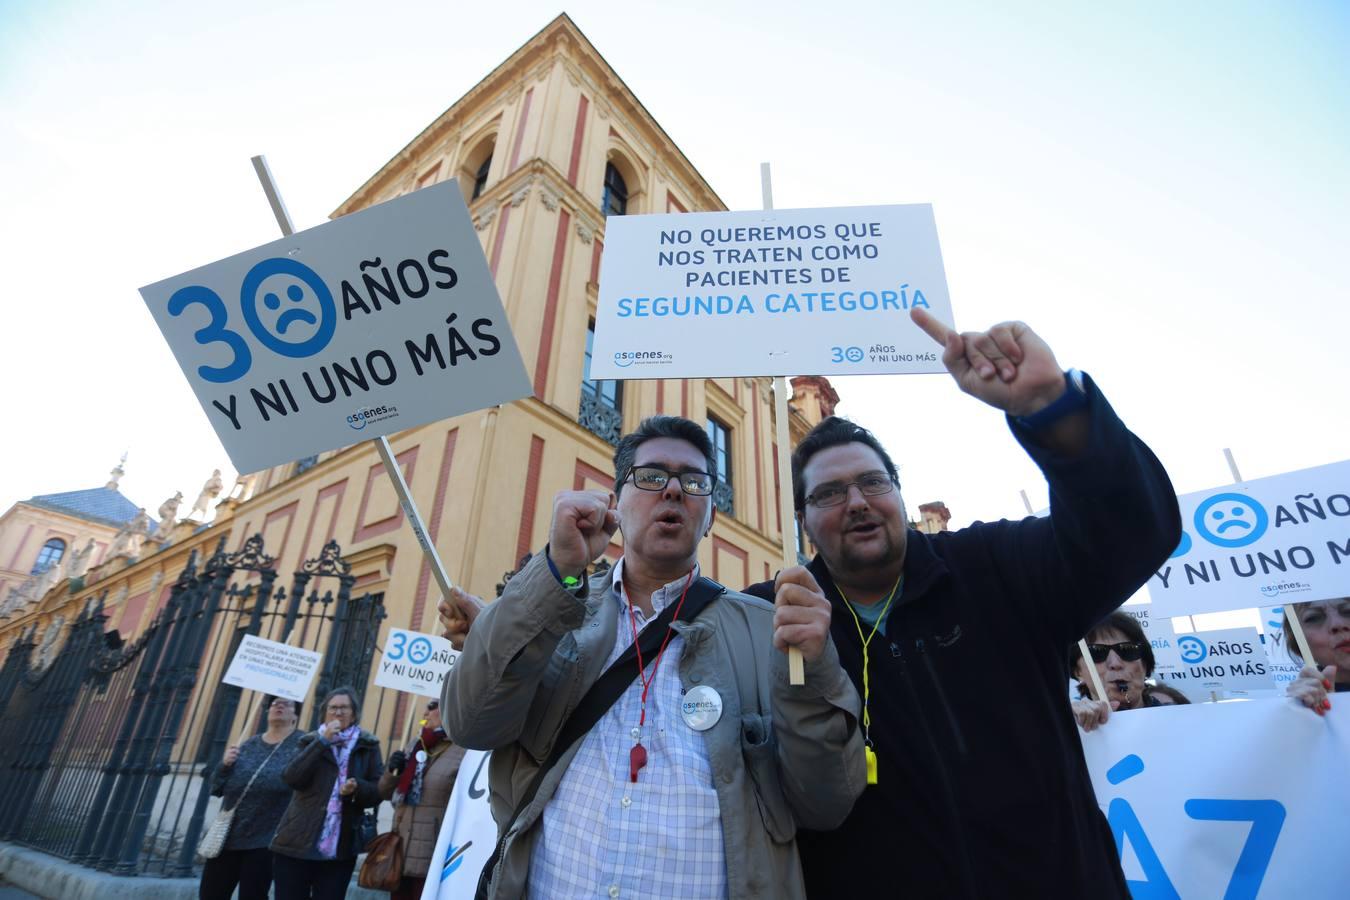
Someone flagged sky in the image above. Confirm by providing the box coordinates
[2,1,1347,627]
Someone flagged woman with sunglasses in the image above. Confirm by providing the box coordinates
[376,698,466,900]
[1069,611,1155,731]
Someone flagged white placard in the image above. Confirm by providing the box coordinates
[421,749,495,900]
[1082,700,1349,898]
[590,205,955,378]
[1260,605,1306,691]
[375,627,459,699]
[1146,459,1350,617]
[140,181,532,473]
[1151,627,1275,700]
[222,634,322,701]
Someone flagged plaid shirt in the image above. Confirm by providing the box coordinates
[527,560,726,900]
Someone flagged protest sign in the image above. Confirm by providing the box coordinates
[140,180,532,473]
[589,204,955,378]
[1082,700,1349,898]
[1260,605,1308,691]
[375,627,459,699]
[421,749,495,900]
[1146,459,1350,617]
[1151,627,1275,700]
[222,634,321,701]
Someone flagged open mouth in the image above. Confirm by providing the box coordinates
[846,520,881,537]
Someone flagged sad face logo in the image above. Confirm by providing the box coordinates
[1193,493,1269,549]
[240,257,337,358]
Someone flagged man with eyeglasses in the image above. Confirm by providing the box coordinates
[444,415,865,900]
[744,309,1180,898]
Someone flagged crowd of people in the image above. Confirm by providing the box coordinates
[195,308,1343,898]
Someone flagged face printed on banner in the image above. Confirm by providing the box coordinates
[616,437,715,569]
[1076,626,1148,710]
[801,443,907,574]
[239,257,338,358]
[1293,598,1350,676]
[1192,493,1269,549]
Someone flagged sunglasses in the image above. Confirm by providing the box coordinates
[1087,641,1146,664]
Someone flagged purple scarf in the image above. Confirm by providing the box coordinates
[316,725,360,858]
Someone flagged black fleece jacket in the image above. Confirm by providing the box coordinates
[747,376,1179,899]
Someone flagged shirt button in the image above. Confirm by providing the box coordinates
[621,797,632,808]
[608,886,620,898]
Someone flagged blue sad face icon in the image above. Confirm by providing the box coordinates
[240,257,337,359]
[1193,493,1269,549]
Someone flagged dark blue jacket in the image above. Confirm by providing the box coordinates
[747,376,1179,898]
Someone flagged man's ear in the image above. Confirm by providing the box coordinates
[704,504,717,537]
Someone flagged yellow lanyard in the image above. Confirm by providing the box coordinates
[838,574,902,785]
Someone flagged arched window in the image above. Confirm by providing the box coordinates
[601,162,628,217]
[471,154,492,200]
[31,538,66,575]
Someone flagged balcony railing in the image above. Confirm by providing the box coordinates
[579,392,623,446]
[712,481,735,517]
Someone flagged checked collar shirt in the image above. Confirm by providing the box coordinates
[526,559,726,900]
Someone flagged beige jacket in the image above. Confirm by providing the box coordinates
[377,738,467,878]
[443,553,865,900]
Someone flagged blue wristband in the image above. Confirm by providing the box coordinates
[544,545,583,590]
[1014,369,1087,431]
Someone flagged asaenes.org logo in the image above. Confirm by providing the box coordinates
[346,405,398,430]
[613,350,673,368]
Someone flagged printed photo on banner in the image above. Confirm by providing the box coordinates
[1081,701,1350,899]
[140,181,532,473]
[590,204,955,379]
[221,634,322,701]
[1146,459,1350,617]
[375,627,459,699]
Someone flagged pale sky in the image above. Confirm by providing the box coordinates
[2,1,1346,630]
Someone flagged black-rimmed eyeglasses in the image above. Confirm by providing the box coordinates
[804,472,895,509]
[625,466,715,496]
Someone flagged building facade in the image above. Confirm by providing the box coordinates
[0,15,836,740]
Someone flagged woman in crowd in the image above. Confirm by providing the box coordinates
[1283,596,1348,715]
[1069,610,1155,731]
[200,696,303,900]
[377,698,466,900]
[271,686,384,900]
[1142,683,1190,707]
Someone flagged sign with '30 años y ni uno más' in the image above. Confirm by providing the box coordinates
[140,181,531,473]
[1146,460,1350,617]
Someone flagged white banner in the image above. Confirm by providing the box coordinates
[221,634,321,701]
[1259,605,1306,691]
[141,181,531,473]
[590,205,955,379]
[1147,460,1350,617]
[1152,627,1275,700]
[1083,700,1350,898]
[375,627,459,699]
[1120,603,1183,680]
[422,749,495,900]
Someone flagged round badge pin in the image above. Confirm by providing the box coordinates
[680,685,723,731]
[415,750,428,763]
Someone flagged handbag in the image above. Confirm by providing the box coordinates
[357,809,379,851]
[474,577,725,899]
[197,738,286,860]
[357,830,405,890]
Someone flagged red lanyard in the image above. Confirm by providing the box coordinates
[627,570,694,783]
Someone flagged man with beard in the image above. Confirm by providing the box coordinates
[743,309,1179,897]
[444,416,864,900]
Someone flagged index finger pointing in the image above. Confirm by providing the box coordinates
[910,307,954,347]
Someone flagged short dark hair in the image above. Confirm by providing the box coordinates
[1144,683,1190,706]
[612,416,717,496]
[791,416,900,511]
[1069,610,1156,677]
[320,686,360,723]
[261,695,302,719]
